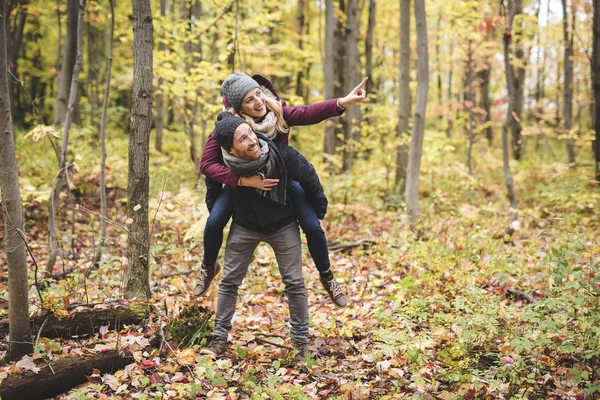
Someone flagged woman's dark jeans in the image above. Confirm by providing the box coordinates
[202,181,331,272]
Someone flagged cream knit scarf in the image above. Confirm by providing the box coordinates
[250,111,277,140]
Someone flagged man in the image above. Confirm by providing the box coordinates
[200,112,331,361]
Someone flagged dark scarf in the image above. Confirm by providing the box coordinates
[222,133,288,205]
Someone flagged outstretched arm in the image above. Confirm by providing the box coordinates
[282,77,368,131]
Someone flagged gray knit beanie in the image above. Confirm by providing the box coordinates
[221,72,260,112]
[214,112,247,151]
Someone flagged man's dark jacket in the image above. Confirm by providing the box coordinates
[209,142,327,234]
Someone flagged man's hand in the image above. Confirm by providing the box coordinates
[339,77,368,108]
[240,175,279,191]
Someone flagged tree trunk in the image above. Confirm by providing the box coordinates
[395,0,411,193]
[342,0,361,173]
[93,0,114,268]
[562,0,576,164]
[295,0,305,100]
[478,65,492,145]
[365,0,375,95]
[86,7,101,127]
[155,0,166,152]
[333,0,346,152]
[323,0,336,156]
[594,0,600,182]
[0,350,134,400]
[0,2,32,362]
[511,0,524,161]
[125,0,153,300]
[405,0,429,228]
[47,0,86,274]
[7,0,27,123]
[446,41,454,138]
[502,0,520,228]
[53,0,79,127]
[466,40,475,175]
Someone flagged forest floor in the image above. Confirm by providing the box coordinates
[1,128,599,399]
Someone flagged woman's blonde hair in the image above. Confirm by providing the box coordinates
[232,87,290,135]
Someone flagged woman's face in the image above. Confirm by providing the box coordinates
[231,123,261,160]
[240,88,267,118]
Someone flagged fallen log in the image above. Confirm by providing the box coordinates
[0,304,152,339]
[0,350,133,400]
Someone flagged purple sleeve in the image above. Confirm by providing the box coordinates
[200,132,240,188]
[282,98,342,128]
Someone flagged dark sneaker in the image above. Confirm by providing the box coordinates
[292,340,307,363]
[320,273,348,308]
[200,335,228,356]
[194,262,222,297]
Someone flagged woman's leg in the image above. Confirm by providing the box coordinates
[290,181,347,307]
[203,186,233,265]
[290,181,330,272]
[195,186,233,297]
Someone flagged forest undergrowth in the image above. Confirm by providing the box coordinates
[1,126,599,399]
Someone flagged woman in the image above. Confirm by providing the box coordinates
[196,72,367,308]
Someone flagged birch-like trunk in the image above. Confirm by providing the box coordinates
[466,41,475,175]
[594,0,600,182]
[0,2,32,361]
[395,0,411,192]
[342,0,361,173]
[502,0,519,228]
[155,0,166,153]
[125,0,153,300]
[405,0,429,228]
[93,0,114,268]
[47,0,86,273]
[562,0,576,164]
[323,0,336,156]
[53,0,78,127]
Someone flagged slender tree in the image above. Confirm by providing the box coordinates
[125,0,153,299]
[47,0,86,273]
[365,0,376,95]
[155,0,166,153]
[53,0,78,127]
[342,0,361,173]
[7,0,27,121]
[93,0,114,268]
[0,1,32,361]
[396,0,411,192]
[405,0,429,227]
[478,65,492,145]
[594,0,600,182]
[562,0,576,164]
[511,0,524,161]
[323,0,336,156]
[295,0,306,100]
[501,0,519,228]
[465,40,475,175]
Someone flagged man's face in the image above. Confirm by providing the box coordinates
[230,123,261,160]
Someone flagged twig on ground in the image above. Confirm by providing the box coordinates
[507,287,535,303]
[35,314,49,348]
[329,238,377,252]
[255,337,291,350]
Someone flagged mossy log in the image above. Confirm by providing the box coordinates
[0,350,133,400]
[0,304,152,339]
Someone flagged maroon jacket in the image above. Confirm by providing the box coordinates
[200,75,343,188]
